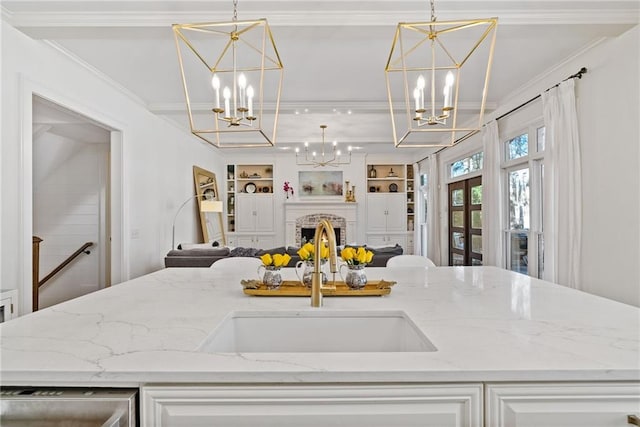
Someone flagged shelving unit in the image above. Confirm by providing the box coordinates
[226,164,275,248]
[365,163,416,254]
[406,164,415,233]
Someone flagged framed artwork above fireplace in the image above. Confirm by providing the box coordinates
[298,171,343,197]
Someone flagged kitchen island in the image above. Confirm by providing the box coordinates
[1,266,639,426]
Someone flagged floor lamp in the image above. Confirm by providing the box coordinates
[172,195,223,250]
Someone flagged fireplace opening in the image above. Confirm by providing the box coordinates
[301,227,341,245]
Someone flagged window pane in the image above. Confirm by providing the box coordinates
[471,258,483,266]
[471,211,482,229]
[452,211,464,228]
[452,253,464,266]
[471,185,482,205]
[536,126,545,152]
[509,168,530,230]
[450,152,483,178]
[452,232,464,250]
[509,232,528,274]
[452,189,464,206]
[471,235,482,254]
[507,134,528,160]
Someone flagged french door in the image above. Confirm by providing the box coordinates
[448,176,482,266]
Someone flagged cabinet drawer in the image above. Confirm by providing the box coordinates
[143,383,483,427]
[486,382,640,427]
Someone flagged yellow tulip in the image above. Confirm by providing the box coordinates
[297,247,310,260]
[260,253,273,266]
[320,244,330,259]
[365,250,374,263]
[302,242,315,255]
[283,253,291,266]
[356,247,368,264]
[341,247,354,262]
[272,254,284,267]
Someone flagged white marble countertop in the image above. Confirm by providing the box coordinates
[1,266,638,386]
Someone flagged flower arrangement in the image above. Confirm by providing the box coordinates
[340,246,374,266]
[259,253,291,268]
[297,242,330,262]
[283,181,294,199]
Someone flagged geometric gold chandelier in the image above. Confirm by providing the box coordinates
[385,0,498,147]
[173,0,284,148]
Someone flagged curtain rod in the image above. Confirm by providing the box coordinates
[416,66,588,164]
[495,67,587,121]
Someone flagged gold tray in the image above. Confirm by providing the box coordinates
[241,280,396,297]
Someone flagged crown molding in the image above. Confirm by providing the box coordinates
[5,9,638,29]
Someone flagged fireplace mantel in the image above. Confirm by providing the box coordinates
[284,200,357,247]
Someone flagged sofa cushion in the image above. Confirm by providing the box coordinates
[166,247,230,257]
[230,247,261,257]
[365,244,403,255]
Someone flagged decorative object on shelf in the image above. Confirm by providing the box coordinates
[261,186,270,193]
[172,0,284,148]
[339,246,374,289]
[344,180,356,202]
[385,0,498,147]
[368,165,377,178]
[295,125,352,167]
[369,186,376,193]
[258,253,291,290]
[389,183,398,192]
[240,171,248,178]
[283,181,294,199]
[244,182,256,193]
[387,168,397,177]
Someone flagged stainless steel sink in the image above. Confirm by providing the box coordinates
[197,310,437,353]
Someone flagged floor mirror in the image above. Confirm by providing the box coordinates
[193,166,226,245]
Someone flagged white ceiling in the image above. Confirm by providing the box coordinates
[4,0,638,156]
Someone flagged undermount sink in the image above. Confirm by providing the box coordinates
[197,310,437,353]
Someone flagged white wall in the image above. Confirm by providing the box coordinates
[436,26,640,306]
[1,21,226,314]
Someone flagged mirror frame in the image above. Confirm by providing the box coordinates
[193,165,226,245]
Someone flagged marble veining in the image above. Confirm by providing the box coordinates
[0,266,638,386]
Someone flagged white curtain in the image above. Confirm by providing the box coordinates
[426,155,442,264]
[542,79,582,289]
[481,120,504,267]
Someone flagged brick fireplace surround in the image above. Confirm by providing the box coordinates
[284,201,357,248]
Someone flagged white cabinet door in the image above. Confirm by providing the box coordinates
[235,194,274,233]
[366,194,388,232]
[235,194,256,233]
[385,193,406,231]
[143,384,483,427]
[486,382,640,427]
[366,193,406,233]
[254,195,274,232]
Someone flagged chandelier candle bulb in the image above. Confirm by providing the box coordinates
[223,87,231,119]
[211,74,221,111]
[238,73,247,110]
[246,85,254,118]
[417,75,426,110]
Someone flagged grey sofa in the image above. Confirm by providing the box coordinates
[164,244,403,268]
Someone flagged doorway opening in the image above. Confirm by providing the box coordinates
[31,96,113,310]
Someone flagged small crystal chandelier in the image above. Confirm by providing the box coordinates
[173,0,284,148]
[296,125,352,167]
[385,0,498,147]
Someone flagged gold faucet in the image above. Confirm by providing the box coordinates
[311,219,338,307]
